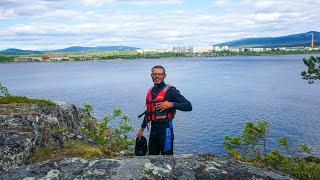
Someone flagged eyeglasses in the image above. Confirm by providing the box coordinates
[151,73,165,77]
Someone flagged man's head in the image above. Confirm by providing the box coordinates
[151,65,166,85]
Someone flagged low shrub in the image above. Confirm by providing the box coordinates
[0,96,56,106]
[28,142,103,163]
[80,106,134,157]
[224,121,320,179]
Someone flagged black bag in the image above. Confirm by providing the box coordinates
[135,136,148,156]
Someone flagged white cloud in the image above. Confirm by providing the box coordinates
[0,0,66,19]
[126,0,184,6]
[0,0,319,50]
[38,9,81,19]
[212,0,230,7]
[79,0,183,8]
[0,8,16,19]
[80,0,105,8]
[254,12,280,22]
[252,1,278,9]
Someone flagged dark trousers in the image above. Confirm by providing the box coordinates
[148,122,174,155]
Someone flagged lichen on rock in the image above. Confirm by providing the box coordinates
[0,155,292,179]
[0,102,94,171]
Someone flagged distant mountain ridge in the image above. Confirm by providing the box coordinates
[216,31,320,48]
[1,31,320,54]
[0,48,42,54]
[0,46,140,54]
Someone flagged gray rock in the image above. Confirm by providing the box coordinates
[0,103,94,171]
[0,155,292,179]
[0,102,293,179]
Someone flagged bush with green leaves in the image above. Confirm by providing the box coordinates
[224,121,320,179]
[80,107,134,156]
[0,55,15,63]
[301,56,320,84]
[224,121,270,160]
[0,82,10,97]
[82,102,93,115]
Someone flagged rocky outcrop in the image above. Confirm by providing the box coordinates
[0,154,291,179]
[0,102,292,179]
[0,102,94,171]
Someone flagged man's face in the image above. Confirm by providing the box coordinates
[151,68,166,84]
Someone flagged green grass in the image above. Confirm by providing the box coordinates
[27,143,103,163]
[0,96,56,106]
[60,143,103,159]
[27,146,53,163]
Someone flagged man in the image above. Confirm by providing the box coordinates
[136,65,192,155]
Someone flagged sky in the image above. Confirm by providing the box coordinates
[0,0,319,50]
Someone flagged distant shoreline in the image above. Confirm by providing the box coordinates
[1,52,320,64]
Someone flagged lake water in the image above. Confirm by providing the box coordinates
[1,55,319,155]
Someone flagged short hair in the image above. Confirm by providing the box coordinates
[151,65,166,74]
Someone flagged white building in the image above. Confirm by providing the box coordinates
[136,48,172,53]
[192,45,213,53]
[213,46,230,51]
[251,48,264,52]
[173,46,193,53]
[222,46,229,50]
[213,46,222,51]
[229,47,241,52]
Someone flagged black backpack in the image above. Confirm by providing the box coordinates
[135,136,148,156]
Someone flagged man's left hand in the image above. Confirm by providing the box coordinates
[155,101,174,112]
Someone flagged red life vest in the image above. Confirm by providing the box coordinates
[145,85,176,122]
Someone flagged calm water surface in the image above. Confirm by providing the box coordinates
[1,55,319,155]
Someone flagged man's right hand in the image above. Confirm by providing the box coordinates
[136,128,144,137]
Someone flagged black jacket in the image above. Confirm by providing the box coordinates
[141,82,192,128]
